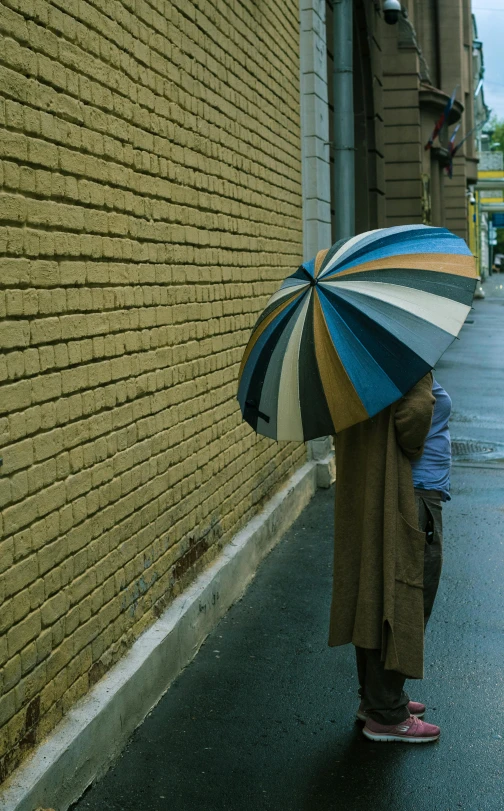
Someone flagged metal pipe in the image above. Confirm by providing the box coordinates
[332,0,354,240]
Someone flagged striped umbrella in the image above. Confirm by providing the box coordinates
[237,225,477,441]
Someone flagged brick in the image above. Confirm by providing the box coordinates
[0,380,32,414]
[10,471,28,502]
[0,416,9,443]
[4,555,38,599]
[0,478,11,509]
[41,592,68,627]
[2,655,21,692]
[36,628,52,663]
[7,611,41,657]
[0,130,28,162]
[13,528,32,562]
[60,261,86,285]
[6,351,25,380]
[27,458,57,494]
[0,636,7,668]
[14,660,46,708]
[28,138,58,169]
[36,482,66,517]
[5,290,23,316]
[31,373,62,403]
[38,536,67,577]
[30,317,61,344]
[1,437,33,474]
[33,429,63,462]
[0,321,30,349]
[0,194,26,224]
[0,691,15,727]
[29,261,59,287]
[29,578,45,610]
[20,641,37,675]
[0,538,14,575]
[35,402,55,432]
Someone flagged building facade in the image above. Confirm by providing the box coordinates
[302,0,478,255]
[0,0,482,789]
[0,0,307,782]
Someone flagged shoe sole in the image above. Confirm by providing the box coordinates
[356,711,424,722]
[362,729,439,743]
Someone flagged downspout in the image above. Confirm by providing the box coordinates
[332,0,355,240]
[299,1,336,484]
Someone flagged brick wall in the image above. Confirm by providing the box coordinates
[0,0,305,780]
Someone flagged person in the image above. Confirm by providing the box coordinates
[328,372,451,743]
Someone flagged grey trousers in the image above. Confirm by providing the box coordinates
[355,490,443,725]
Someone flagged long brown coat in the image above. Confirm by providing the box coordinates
[328,373,435,679]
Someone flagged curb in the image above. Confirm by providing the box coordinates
[0,455,334,811]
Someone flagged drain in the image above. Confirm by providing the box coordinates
[450,438,504,462]
[452,440,496,458]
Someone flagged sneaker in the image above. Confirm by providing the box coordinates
[363,714,440,743]
[356,700,425,722]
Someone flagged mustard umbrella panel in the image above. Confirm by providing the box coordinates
[237,225,477,441]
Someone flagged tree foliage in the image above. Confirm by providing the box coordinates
[487,115,504,155]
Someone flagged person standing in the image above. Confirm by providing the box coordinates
[410,378,451,629]
[329,372,451,743]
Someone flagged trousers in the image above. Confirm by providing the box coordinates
[355,490,443,725]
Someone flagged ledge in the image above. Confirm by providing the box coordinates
[431,146,451,168]
[419,83,464,125]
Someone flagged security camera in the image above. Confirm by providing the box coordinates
[469,194,476,205]
[383,0,402,24]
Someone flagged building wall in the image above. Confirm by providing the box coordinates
[354,0,386,232]
[0,0,306,780]
[326,0,386,237]
[382,24,423,227]
[381,0,475,239]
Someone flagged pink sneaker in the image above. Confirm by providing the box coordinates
[356,700,425,722]
[363,714,440,743]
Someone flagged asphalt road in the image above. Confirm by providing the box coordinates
[73,282,504,811]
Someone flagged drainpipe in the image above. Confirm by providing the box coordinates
[306,0,354,480]
[332,0,355,240]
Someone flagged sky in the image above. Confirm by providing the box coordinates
[472,0,504,120]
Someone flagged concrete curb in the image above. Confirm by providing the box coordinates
[0,455,334,811]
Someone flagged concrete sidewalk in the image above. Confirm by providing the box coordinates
[73,291,504,811]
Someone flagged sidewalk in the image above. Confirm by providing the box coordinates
[73,292,504,811]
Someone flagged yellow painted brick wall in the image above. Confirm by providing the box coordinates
[0,0,304,780]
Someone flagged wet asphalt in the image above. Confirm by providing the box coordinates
[73,280,504,811]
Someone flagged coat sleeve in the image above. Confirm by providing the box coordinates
[394,373,435,460]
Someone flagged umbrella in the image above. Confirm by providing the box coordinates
[237,224,477,441]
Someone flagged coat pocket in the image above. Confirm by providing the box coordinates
[395,511,425,588]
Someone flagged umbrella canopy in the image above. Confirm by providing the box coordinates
[237,225,477,441]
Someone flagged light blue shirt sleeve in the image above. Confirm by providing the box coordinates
[410,378,452,501]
